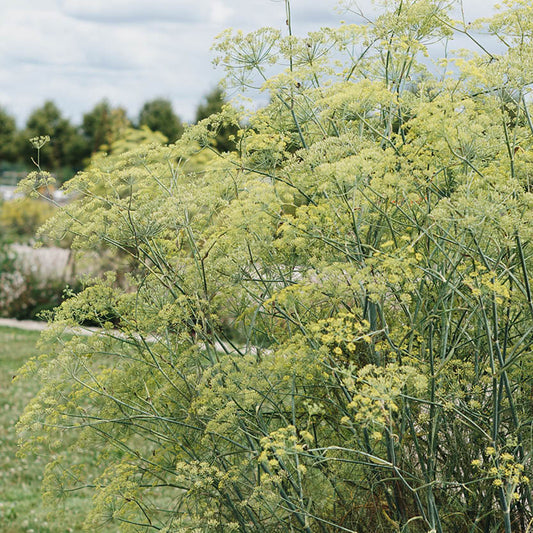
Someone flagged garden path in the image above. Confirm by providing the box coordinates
[0,318,48,331]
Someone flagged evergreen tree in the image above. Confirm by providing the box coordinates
[195,87,238,152]
[138,98,183,142]
[0,107,18,165]
[82,100,131,156]
[20,101,84,175]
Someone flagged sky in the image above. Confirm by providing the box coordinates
[0,0,497,126]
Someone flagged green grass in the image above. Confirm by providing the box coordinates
[0,326,118,533]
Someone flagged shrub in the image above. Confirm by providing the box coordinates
[0,273,72,320]
[0,197,55,240]
[17,1,533,532]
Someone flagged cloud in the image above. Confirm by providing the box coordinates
[59,0,341,30]
[60,0,210,24]
[289,3,344,27]
[208,0,341,38]
[210,1,234,26]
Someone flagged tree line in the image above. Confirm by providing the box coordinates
[0,88,234,182]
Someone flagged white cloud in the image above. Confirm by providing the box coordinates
[60,0,210,24]
[210,1,235,26]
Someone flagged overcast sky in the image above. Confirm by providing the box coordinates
[0,0,497,126]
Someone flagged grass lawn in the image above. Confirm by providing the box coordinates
[0,326,118,533]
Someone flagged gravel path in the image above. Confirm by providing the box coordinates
[0,318,153,342]
[0,318,253,352]
[0,318,49,331]
[0,318,97,336]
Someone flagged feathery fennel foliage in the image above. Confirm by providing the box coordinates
[16,1,533,531]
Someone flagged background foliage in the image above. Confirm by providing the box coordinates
[16,1,533,532]
[0,89,234,184]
